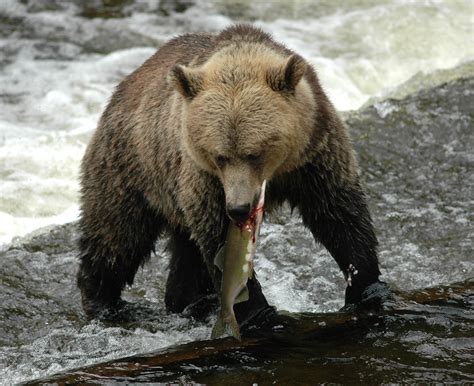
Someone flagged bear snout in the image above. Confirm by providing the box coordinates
[226,203,252,224]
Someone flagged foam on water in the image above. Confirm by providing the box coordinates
[260,0,474,110]
[1,317,211,385]
[0,45,156,243]
[1,0,472,244]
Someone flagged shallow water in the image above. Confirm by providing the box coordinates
[26,280,474,384]
[0,0,473,244]
[0,1,473,384]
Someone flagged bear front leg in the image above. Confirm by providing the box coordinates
[295,166,382,306]
[77,189,165,319]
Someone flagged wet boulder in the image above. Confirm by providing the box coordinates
[346,74,473,290]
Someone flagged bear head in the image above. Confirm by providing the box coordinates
[169,44,316,223]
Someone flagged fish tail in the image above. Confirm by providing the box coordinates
[211,313,241,341]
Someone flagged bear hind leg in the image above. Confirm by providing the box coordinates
[165,230,215,316]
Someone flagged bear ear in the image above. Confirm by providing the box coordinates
[267,54,307,92]
[168,64,203,99]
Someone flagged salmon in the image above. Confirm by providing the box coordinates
[211,180,266,340]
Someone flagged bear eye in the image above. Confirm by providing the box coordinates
[215,155,229,168]
[246,153,263,163]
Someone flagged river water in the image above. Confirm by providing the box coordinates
[1,0,473,245]
[0,0,473,384]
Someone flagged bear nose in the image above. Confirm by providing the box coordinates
[226,203,252,224]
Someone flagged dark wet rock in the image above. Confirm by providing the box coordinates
[345,75,473,291]
[20,0,78,13]
[214,1,255,21]
[79,25,161,54]
[0,13,24,38]
[19,14,161,54]
[159,0,195,15]
[0,224,82,348]
[24,280,474,384]
[8,223,79,255]
[0,3,162,56]
[202,1,347,21]
[80,0,134,19]
[16,0,194,20]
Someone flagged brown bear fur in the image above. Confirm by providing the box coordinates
[77,25,381,321]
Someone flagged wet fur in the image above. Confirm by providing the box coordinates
[77,25,380,319]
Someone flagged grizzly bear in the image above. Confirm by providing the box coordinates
[77,25,382,324]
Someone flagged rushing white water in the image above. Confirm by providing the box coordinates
[0,0,473,244]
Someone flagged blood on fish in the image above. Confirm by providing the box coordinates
[238,205,264,243]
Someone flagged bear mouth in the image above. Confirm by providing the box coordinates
[226,203,252,225]
[226,183,266,227]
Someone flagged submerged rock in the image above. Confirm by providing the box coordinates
[0,74,472,383]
